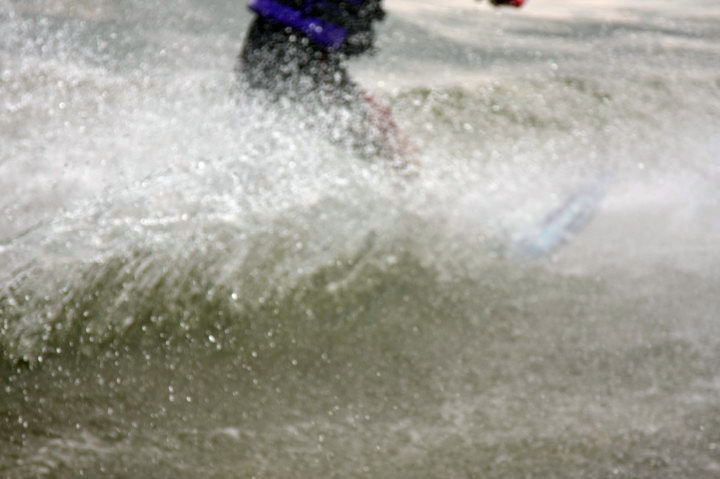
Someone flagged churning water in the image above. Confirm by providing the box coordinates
[1,0,720,477]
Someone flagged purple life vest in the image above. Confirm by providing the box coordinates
[248,0,363,50]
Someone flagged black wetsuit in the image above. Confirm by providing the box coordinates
[234,13,396,160]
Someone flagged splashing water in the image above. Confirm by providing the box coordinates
[1,1,720,478]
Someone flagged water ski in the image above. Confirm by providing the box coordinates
[511,169,614,259]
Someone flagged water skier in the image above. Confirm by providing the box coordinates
[235,0,524,167]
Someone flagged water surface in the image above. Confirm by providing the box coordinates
[1,1,720,477]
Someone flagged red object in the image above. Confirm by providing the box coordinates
[361,91,419,161]
[490,0,525,7]
[362,91,398,137]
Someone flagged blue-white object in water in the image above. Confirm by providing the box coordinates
[512,169,615,259]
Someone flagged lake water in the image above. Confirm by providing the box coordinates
[1,1,720,477]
